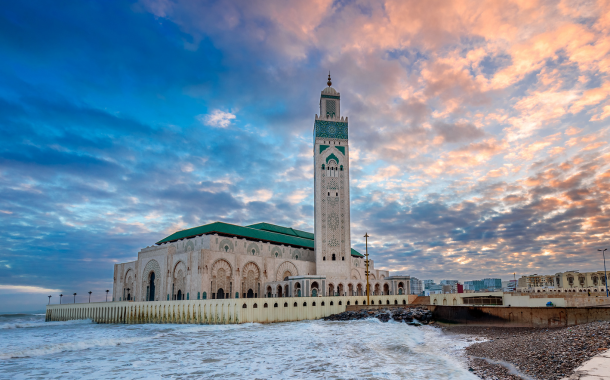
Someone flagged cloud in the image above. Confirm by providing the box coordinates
[0,285,62,294]
[197,110,236,128]
[433,122,486,143]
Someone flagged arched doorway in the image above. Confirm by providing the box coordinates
[383,283,389,295]
[329,284,335,296]
[148,272,156,301]
[357,284,363,296]
[338,284,344,296]
[217,288,225,299]
[177,289,182,301]
[247,289,254,298]
[277,285,283,297]
[348,283,354,296]
[374,283,380,295]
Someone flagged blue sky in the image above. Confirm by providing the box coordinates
[1,0,610,312]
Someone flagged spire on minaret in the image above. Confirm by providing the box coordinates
[327,72,332,87]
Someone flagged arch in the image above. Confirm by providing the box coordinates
[284,302,288,307]
[293,302,297,307]
[142,259,161,301]
[211,259,232,299]
[326,153,339,164]
[277,285,283,297]
[303,302,307,307]
[374,283,380,296]
[242,303,247,308]
[218,238,234,252]
[383,283,390,295]
[348,283,354,296]
[242,262,261,298]
[246,242,260,256]
[337,283,344,296]
[271,246,282,258]
[123,268,135,301]
[253,303,258,308]
[276,261,298,281]
[313,302,316,306]
[338,301,342,305]
[351,269,361,280]
[328,283,335,296]
[453,298,457,306]
[442,298,447,305]
[274,303,278,308]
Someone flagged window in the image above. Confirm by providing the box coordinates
[328,192,330,196]
[355,301,358,305]
[312,302,316,306]
[224,245,229,252]
[253,303,258,308]
[321,301,325,306]
[323,256,326,261]
[242,303,247,308]
[394,300,398,305]
[274,303,278,308]
[252,249,256,255]
[332,254,336,261]
[293,302,297,307]
[263,303,268,308]
[303,302,308,306]
[322,164,325,170]
[342,256,344,261]
[330,301,334,306]
[284,302,288,307]
[338,301,342,305]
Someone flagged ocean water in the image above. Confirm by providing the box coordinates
[0,313,479,379]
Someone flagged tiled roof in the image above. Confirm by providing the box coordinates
[155,221,364,257]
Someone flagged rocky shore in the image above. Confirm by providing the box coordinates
[443,321,610,380]
[322,306,433,325]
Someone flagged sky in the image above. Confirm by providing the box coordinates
[1,0,610,312]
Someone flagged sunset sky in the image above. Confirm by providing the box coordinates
[1,0,610,311]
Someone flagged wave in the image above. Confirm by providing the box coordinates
[0,334,155,360]
[0,318,92,330]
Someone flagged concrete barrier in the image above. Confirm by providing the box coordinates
[45,295,412,324]
[429,305,610,327]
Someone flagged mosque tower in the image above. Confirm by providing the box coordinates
[313,73,352,281]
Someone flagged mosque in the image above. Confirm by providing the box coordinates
[112,76,410,303]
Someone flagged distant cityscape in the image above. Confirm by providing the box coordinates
[409,269,608,296]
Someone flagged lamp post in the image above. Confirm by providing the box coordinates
[105,289,109,302]
[599,249,608,297]
[88,291,92,303]
[73,293,77,303]
[364,232,370,307]
[48,295,52,305]
[59,294,63,304]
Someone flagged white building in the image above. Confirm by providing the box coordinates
[410,277,423,295]
[112,75,411,303]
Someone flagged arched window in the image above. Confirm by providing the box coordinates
[312,302,316,306]
[394,300,398,305]
[342,256,344,261]
[328,192,330,196]
[274,303,278,308]
[293,302,297,307]
[242,303,247,308]
[263,303,268,308]
[340,165,343,171]
[321,301,325,306]
[332,254,336,261]
[253,303,258,308]
[338,301,342,305]
[303,302,307,306]
[330,301,334,306]
[347,301,350,305]
[355,301,358,305]
[284,302,288,307]
[322,164,325,170]
[323,256,326,261]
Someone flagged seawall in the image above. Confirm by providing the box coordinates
[45,295,412,324]
[429,305,610,327]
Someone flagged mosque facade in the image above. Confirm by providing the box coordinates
[112,77,410,303]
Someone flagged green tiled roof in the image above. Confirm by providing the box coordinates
[246,222,314,240]
[156,221,364,257]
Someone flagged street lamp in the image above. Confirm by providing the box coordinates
[48,295,52,305]
[599,249,608,298]
[73,293,77,303]
[88,291,92,303]
[59,294,63,304]
[105,289,109,302]
[364,232,370,307]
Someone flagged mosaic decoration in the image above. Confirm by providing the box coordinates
[314,120,348,140]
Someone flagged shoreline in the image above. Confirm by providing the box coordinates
[439,322,610,380]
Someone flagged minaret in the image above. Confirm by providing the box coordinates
[314,73,351,281]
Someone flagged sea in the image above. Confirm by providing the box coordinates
[0,312,479,379]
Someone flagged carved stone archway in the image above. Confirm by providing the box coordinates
[276,261,298,281]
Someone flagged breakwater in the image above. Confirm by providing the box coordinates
[45,295,413,324]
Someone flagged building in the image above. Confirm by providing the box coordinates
[502,280,517,292]
[440,280,459,293]
[463,280,484,292]
[410,277,423,295]
[518,271,609,293]
[423,280,436,289]
[112,76,411,303]
[482,278,502,291]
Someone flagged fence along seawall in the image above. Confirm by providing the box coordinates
[45,295,414,324]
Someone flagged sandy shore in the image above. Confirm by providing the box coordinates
[440,321,610,380]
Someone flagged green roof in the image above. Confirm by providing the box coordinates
[156,221,364,257]
[246,222,314,240]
